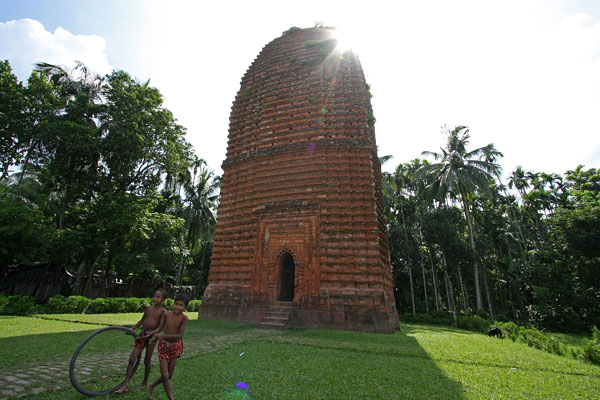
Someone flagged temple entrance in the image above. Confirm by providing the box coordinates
[278,253,295,302]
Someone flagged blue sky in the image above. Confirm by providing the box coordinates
[1,0,599,179]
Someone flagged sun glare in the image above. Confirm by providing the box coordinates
[333,29,353,52]
[331,26,369,58]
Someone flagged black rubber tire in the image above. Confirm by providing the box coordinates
[69,325,142,396]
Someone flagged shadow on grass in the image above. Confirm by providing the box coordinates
[175,326,467,399]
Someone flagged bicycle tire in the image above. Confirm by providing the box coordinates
[69,325,142,396]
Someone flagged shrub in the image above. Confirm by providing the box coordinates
[492,321,520,341]
[494,322,564,356]
[125,297,143,313]
[457,316,491,334]
[63,296,91,313]
[86,298,110,314]
[1,295,37,316]
[187,300,202,312]
[163,298,174,311]
[45,295,67,313]
[107,297,129,313]
[580,326,600,365]
[0,294,9,314]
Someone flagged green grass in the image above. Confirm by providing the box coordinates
[2,317,599,399]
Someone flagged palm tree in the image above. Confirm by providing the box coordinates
[417,125,502,311]
[175,158,220,286]
[34,61,105,102]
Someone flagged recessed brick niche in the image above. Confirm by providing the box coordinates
[200,27,399,333]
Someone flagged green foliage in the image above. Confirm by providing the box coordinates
[493,321,520,340]
[367,112,376,126]
[575,326,600,365]
[63,295,91,313]
[492,321,565,356]
[456,315,490,333]
[186,300,202,312]
[0,294,37,316]
[86,297,111,313]
[240,87,252,97]
[282,26,300,35]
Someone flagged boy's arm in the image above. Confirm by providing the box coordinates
[130,307,148,330]
[155,315,188,341]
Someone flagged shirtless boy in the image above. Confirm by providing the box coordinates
[115,288,168,394]
[148,293,189,400]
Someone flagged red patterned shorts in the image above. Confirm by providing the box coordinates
[158,339,183,361]
[134,329,152,349]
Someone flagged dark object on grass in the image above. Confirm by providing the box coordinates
[488,327,503,338]
[70,326,141,396]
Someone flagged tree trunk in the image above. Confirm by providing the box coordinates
[440,251,456,322]
[457,266,469,313]
[459,185,483,310]
[82,253,103,298]
[408,265,416,316]
[418,228,429,313]
[399,197,415,316]
[103,242,115,297]
[72,258,88,295]
[482,261,495,321]
[175,263,185,287]
[421,253,429,313]
[428,246,441,311]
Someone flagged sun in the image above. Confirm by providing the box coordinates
[330,23,373,57]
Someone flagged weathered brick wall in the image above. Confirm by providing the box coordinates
[201,27,399,333]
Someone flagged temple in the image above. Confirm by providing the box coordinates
[201,27,399,333]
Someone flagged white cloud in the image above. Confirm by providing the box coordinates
[0,18,112,80]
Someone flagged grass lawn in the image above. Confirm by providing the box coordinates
[1,316,598,399]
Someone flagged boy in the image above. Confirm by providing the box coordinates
[148,293,189,400]
[115,288,168,394]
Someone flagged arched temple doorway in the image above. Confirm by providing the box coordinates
[278,252,295,302]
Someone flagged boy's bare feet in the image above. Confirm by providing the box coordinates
[148,384,154,400]
[114,383,128,394]
[136,382,148,390]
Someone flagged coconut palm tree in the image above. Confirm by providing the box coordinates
[174,158,219,286]
[417,125,502,311]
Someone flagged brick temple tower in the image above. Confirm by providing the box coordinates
[201,27,399,333]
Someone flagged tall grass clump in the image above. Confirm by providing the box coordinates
[573,326,600,365]
[492,321,565,356]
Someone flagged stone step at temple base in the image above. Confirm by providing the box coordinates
[259,305,294,329]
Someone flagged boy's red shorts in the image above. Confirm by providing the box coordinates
[135,329,152,349]
[158,339,183,361]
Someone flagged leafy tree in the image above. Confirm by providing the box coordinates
[418,125,502,310]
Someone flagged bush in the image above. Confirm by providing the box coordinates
[580,327,600,365]
[492,321,520,341]
[107,297,129,313]
[86,298,111,314]
[0,294,9,314]
[399,312,454,326]
[0,295,37,315]
[45,295,67,313]
[187,300,202,312]
[4,294,198,315]
[493,322,564,356]
[125,297,143,313]
[163,298,174,311]
[63,296,91,313]
[457,316,491,333]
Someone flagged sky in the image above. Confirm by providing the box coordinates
[1,0,599,182]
